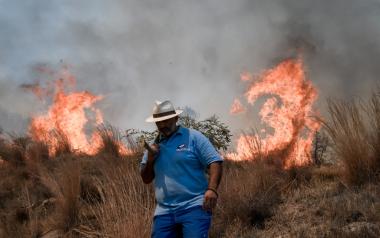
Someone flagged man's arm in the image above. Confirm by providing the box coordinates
[193,130,223,210]
[208,161,223,191]
[203,161,223,211]
[140,144,159,184]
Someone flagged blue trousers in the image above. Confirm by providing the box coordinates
[152,206,212,238]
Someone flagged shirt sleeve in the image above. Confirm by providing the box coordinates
[194,130,223,167]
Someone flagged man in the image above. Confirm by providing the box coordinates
[140,100,223,238]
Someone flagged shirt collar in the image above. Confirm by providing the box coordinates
[175,125,184,135]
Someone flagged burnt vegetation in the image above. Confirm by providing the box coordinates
[0,93,380,237]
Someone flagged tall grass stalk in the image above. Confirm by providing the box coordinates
[88,158,155,238]
[324,92,380,185]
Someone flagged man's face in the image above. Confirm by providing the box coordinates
[156,116,178,137]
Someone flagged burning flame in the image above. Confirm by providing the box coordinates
[27,66,130,156]
[230,99,246,114]
[229,58,321,167]
[240,72,253,82]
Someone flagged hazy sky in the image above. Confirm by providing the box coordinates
[0,0,379,135]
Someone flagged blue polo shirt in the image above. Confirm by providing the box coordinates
[140,126,223,216]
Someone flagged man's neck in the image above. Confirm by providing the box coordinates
[161,125,180,140]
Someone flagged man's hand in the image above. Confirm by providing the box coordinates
[147,143,159,160]
[202,189,218,211]
[144,141,159,161]
[141,143,159,184]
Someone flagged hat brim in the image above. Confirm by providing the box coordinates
[145,110,183,123]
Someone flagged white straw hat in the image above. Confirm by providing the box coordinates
[145,100,183,123]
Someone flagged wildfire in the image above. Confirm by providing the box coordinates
[240,72,253,82]
[229,58,321,167]
[27,66,130,156]
[230,99,246,114]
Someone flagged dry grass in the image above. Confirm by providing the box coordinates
[324,92,380,185]
[1,94,380,237]
[53,130,72,157]
[210,159,285,237]
[96,124,124,158]
[87,158,155,238]
[0,140,379,237]
[259,170,380,238]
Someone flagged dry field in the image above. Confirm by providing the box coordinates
[0,92,379,238]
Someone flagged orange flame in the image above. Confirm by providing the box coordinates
[240,72,253,82]
[28,67,130,156]
[230,99,246,114]
[229,58,321,167]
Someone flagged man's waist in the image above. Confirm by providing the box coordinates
[154,194,204,216]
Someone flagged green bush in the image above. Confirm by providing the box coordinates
[127,107,232,151]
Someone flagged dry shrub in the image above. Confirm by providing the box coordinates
[0,138,55,237]
[96,124,142,158]
[0,132,152,237]
[211,159,284,237]
[96,124,123,158]
[324,92,380,185]
[318,183,380,237]
[325,184,380,226]
[53,130,72,157]
[37,156,83,237]
[56,159,82,233]
[258,168,380,237]
[80,176,104,205]
[0,137,28,166]
[212,135,319,237]
[285,166,313,189]
[221,218,256,238]
[312,164,342,182]
[2,112,378,237]
[368,92,380,169]
[87,156,155,238]
[26,141,50,163]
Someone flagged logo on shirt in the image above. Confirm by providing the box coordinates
[176,143,190,152]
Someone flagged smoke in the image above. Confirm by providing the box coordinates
[0,0,379,134]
